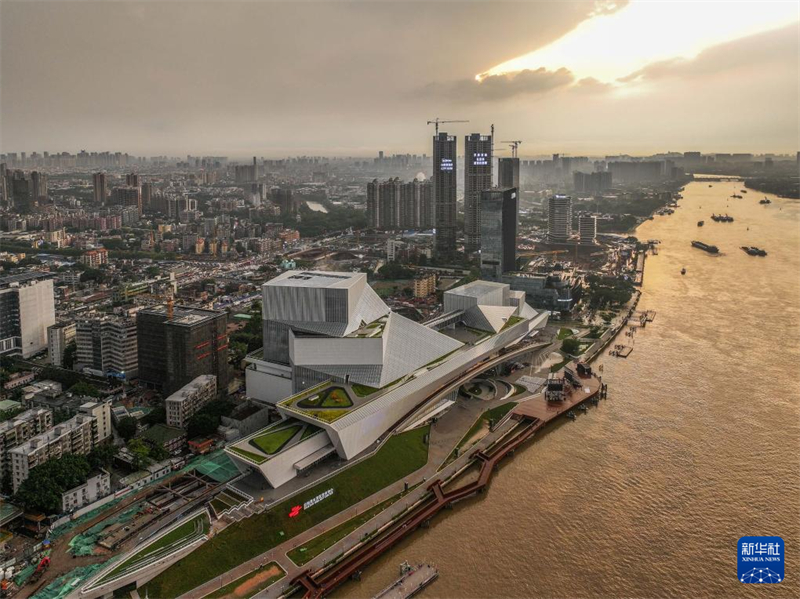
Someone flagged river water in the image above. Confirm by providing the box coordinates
[338,180,800,598]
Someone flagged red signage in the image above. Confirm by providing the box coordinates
[288,505,302,518]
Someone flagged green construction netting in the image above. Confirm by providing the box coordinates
[181,449,240,483]
[48,497,124,541]
[30,562,109,599]
[67,501,146,557]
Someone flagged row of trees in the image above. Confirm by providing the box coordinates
[13,444,118,514]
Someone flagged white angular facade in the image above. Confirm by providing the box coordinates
[230,271,548,488]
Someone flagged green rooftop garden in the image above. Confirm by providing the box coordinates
[501,315,525,332]
[92,511,209,587]
[296,387,353,409]
[249,425,301,455]
[143,426,430,599]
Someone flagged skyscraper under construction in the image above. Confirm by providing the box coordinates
[464,132,493,252]
[433,132,457,258]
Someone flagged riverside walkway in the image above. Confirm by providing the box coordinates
[290,363,603,599]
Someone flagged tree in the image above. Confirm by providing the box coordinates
[143,406,166,426]
[117,416,138,441]
[127,438,152,470]
[69,380,101,398]
[14,454,92,514]
[63,342,77,370]
[187,413,219,439]
[88,443,118,470]
[561,337,581,356]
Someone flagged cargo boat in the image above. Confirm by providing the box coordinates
[691,241,720,254]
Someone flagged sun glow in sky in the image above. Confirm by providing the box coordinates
[479,0,800,83]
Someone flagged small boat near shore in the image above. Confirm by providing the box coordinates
[760,197,772,204]
[697,220,704,227]
[741,246,767,257]
[681,268,687,275]
[711,214,734,222]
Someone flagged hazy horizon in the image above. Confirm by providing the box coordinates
[2,0,798,157]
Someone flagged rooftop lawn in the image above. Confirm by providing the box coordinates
[296,387,353,409]
[350,383,378,398]
[501,315,525,332]
[142,426,430,599]
[94,511,209,586]
[249,425,301,455]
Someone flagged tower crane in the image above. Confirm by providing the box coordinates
[501,140,523,158]
[426,118,469,135]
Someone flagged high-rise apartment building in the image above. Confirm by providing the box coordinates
[75,316,138,379]
[110,186,142,215]
[367,178,433,230]
[137,305,229,396]
[433,133,457,258]
[573,171,612,194]
[498,157,520,191]
[271,188,295,215]
[92,173,107,205]
[141,182,152,210]
[47,322,76,367]
[547,195,573,243]
[31,171,48,200]
[0,273,56,358]
[464,133,493,252]
[0,408,53,490]
[125,173,140,188]
[165,375,217,429]
[480,188,518,281]
[579,215,597,245]
[9,403,111,491]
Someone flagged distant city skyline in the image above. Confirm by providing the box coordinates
[1,1,798,156]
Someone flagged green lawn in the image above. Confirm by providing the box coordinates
[445,402,516,466]
[287,485,415,566]
[205,562,285,599]
[98,512,209,584]
[557,327,575,340]
[297,387,353,409]
[501,316,524,332]
[351,383,378,397]
[143,427,430,599]
[250,425,301,454]
[226,445,267,464]
[300,424,322,441]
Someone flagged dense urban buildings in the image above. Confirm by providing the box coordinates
[9,401,111,491]
[75,316,139,379]
[0,408,53,490]
[366,177,433,230]
[573,171,612,194]
[137,305,229,396]
[432,132,458,258]
[480,187,518,281]
[0,272,56,358]
[165,375,218,429]
[47,321,76,367]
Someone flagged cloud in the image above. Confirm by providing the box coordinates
[617,22,799,84]
[424,68,574,102]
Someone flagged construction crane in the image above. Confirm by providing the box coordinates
[426,118,469,135]
[501,140,523,158]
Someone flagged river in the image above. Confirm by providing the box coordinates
[336,180,800,598]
